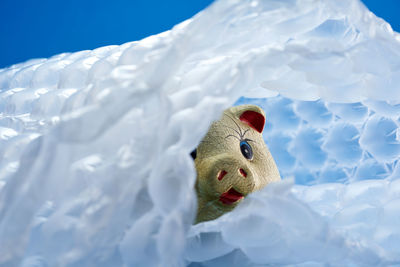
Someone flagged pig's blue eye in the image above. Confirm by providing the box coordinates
[240,140,253,160]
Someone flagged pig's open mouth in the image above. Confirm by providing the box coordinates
[219,188,244,205]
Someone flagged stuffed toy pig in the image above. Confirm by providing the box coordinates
[192,104,281,223]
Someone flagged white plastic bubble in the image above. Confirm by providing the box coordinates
[0,0,400,266]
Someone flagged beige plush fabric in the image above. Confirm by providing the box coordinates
[194,104,281,223]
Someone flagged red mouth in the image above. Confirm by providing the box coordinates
[219,188,244,205]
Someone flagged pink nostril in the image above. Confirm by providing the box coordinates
[239,168,247,177]
[218,170,227,181]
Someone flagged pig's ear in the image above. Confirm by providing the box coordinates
[230,105,266,133]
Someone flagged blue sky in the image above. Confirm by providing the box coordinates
[0,0,398,69]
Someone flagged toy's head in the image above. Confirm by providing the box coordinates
[193,104,281,223]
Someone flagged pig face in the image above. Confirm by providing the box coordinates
[193,104,281,223]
